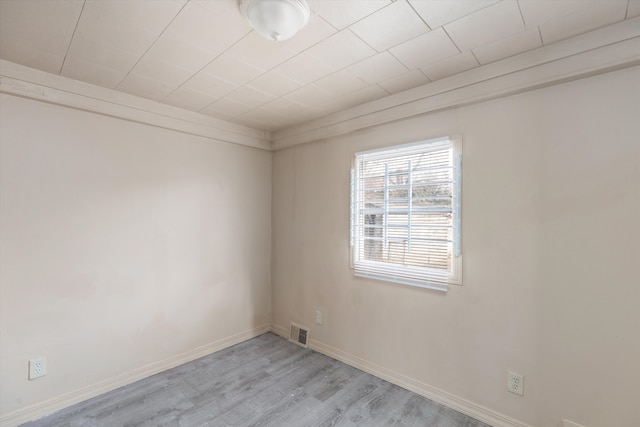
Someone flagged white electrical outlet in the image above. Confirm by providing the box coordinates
[507,371,524,396]
[315,310,323,325]
[29,357,47,380]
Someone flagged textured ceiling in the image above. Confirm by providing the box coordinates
[1,0,638,132]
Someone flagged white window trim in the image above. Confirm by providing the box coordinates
[350,135,462,292]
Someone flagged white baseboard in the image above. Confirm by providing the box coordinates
[271,324,532,427]
[0,324,271,427]
[3,323,531,427]
[271,323,288,338]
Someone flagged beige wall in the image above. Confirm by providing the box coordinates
[272,66,640,427]
[1,64,638,427]
[0,94,272,416]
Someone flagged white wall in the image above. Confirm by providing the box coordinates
[272,66,640,427]
[0,94,272,418]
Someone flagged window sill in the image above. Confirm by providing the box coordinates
[354,271,449,292]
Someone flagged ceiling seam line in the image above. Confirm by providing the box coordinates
[538,26,544,47]
[189,4,420,126]
[58,0,86,75]
[114,0,190,89]
[197,20,377,127]
[625,0,630,19]
[164,29,254,104]
[405,0,432,30]
[516,0,527,28]
[469,51,482,68]
[196,17,343,120]
[441,26,462,54]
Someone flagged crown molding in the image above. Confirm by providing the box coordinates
[270,18,640,150]
[0,60,271,151]
[2,18,639,153]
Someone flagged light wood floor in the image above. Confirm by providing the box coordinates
[23,333,490,426]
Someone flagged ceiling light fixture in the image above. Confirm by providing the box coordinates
[241,0,311,42]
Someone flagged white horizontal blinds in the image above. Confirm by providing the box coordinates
[352,138,457,289]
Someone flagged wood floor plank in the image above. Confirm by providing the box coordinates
[22,333,490,427]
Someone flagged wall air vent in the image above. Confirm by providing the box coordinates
[289,322,309,348]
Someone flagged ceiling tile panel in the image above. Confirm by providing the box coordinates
[538,1,628,44]
[408,0,500,28]
[261,97,314,118]
[118,73,176,100]
[178,72,239,99]
[122,54,194,92]
[201,97,255,118]
[278,14,338,52]
[162,1,250,55]
[226,32,298,71]
[389,28,460,69]
[420,51,479,81]
[70,3,158,55]
[378,69,431,94]
[274,53,335,85]
[350,0,429,51]
[286,84,334,107]
[201,54,264,86]
[348,52,408,84]
[121,2,247,90]
[89,0,186,34]
[330,84,390,110]
[61,56,127,88]
[313,70,370,96]
[61,0,185,86]
[444,0,524,51]
[162,86,220,111]
[0,0,84,74]
[306,29,377,69]
[248,71,302,97]
[138,37,218,76]
[192,0,247,23]
[63,35,140,80]
[309,0,392,30]
[0,41,63,77]
[628,0,640,18]
[519,0,603,27]
[472,28,542,65]
[225,86,276,108]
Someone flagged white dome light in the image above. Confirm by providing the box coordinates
[241,0,311,42]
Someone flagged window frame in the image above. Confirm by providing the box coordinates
[350,135,462,292]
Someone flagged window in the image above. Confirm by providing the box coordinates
[350,136,462,291]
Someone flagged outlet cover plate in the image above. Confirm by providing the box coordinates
[29,357,47,380]
[507,370,524,396]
